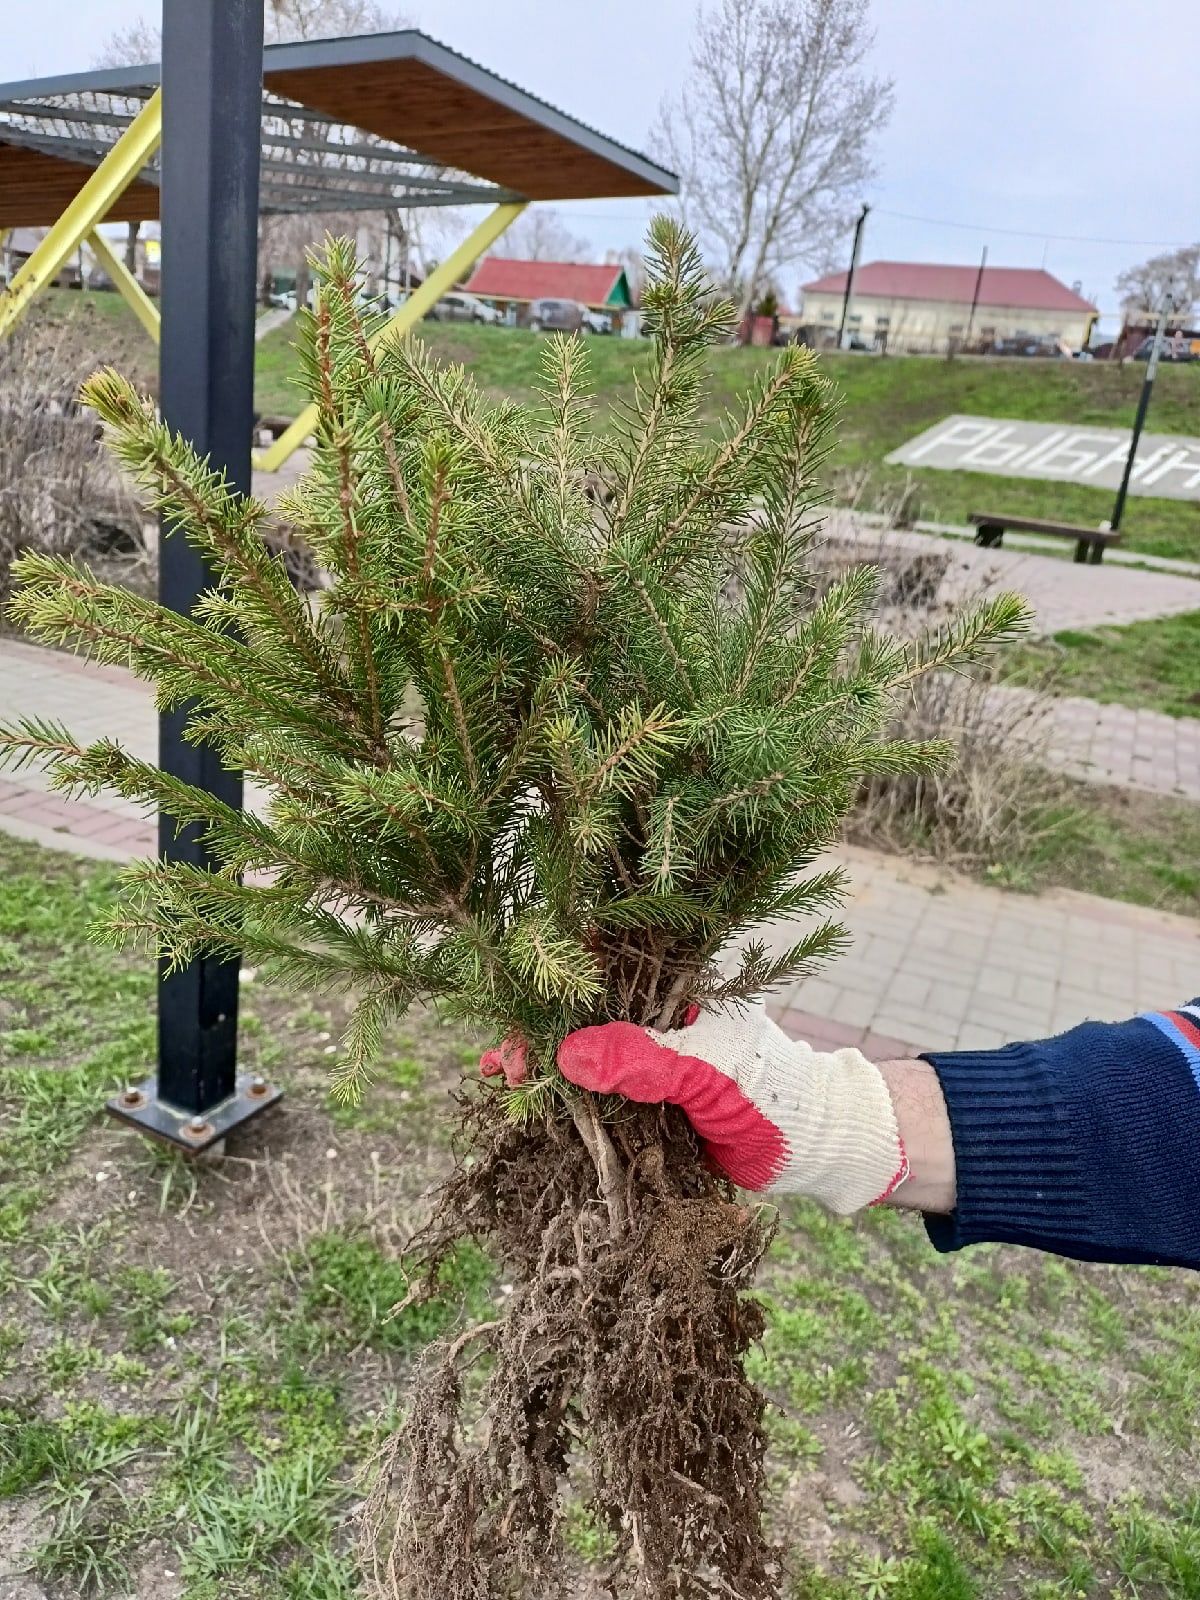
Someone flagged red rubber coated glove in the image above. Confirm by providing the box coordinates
[556,1006,908,1213]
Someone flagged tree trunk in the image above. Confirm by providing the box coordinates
[125,222,140,275]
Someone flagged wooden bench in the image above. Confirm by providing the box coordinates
[968,512,1122,565]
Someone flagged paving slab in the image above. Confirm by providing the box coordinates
[768,844,1199,1058]
[982,683,1200,800]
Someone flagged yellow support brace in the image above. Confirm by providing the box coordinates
[86,228,160,344]
[0,90,162,340]
[255,199,528,473]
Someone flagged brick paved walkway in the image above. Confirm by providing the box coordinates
[768,844,1199,1058]
[827,513,1200,636]
[984,681,1200,800]
[3,637,1197,1066]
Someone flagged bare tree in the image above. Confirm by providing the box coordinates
[1116,244,1200,318]
[91,17,162,68]
[97,1,405,56]
[95,3,411,309]
[504,208,593,262]
[92,19,164,274]
[658,0,892,323]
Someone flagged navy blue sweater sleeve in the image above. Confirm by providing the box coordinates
[921,1003,1200,1269]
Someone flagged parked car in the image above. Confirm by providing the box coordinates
[426,291,499,325]
[522,298,586,333]
[580,306,612,334]
[1131,333,1199,362]
[991,336,1065,359]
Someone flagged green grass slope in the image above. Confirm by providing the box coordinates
[37,290,1200,563]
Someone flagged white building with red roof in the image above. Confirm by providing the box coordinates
[800,261,1097,354]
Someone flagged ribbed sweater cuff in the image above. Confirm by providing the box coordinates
[922,1008,1200,1268]
[920,1041,1095,1256]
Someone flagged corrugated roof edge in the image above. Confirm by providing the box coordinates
[0,29,678,198]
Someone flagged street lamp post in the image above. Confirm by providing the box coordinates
[837,203,870,351]
[1109,304,1169,535]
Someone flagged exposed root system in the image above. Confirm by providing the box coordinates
[359,1090,778,1599]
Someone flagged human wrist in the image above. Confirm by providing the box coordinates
[920,1008,1200,1267]
[877,1058,956,1214]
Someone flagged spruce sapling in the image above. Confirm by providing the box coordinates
[1,219,1029,1599]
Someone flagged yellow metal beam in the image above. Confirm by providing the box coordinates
[0,90,162,340]
[86,228,160,344]
[255,199,528,473]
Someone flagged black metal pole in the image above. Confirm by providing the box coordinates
[964,244,988,349]
[836,203,870,349]
[108,0,276,1151]
[1110,307,1167,534]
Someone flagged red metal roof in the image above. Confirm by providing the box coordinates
[800,261,1096,314]
[463,257,627,306]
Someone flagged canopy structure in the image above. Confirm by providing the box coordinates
[0,29,676,467]
[0,30,674,227]
[1,12,678,1156]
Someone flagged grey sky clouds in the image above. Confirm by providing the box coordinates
[4,0,1196,328]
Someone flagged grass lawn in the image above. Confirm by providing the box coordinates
[258,319,1200,565]
[1006,611,1200,720]
[5,832,1200,1598]
[41,288,1200,565]
[1018,783,1200,912]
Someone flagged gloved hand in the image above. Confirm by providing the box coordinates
[557,1005,909,1214]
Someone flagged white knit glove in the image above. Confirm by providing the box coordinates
[557,1005,908,1214]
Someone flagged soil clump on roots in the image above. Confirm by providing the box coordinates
[359,1091,779,1599]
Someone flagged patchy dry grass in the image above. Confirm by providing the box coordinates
[1016,782,1200,915]
[3,833,1200,1597]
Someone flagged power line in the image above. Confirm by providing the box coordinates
[474,202,1194,254]
[872,207,1194,249]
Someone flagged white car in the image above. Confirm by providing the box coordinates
[580,307,613,334]
[428,291,500,325]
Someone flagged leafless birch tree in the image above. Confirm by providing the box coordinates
[1116,244,1200,319]
[658,0,892,321]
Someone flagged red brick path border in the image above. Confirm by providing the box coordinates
[0,774,154,853]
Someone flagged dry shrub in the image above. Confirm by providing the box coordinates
[0,313,149,607]
[848,662,1065,869]
[829,525,1066,871]
[830,462,924,529]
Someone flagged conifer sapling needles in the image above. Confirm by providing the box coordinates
[0,219,1029,1599]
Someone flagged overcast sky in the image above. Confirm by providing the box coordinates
[3,0,1197,328]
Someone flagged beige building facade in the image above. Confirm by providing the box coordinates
[800,262,1097,354]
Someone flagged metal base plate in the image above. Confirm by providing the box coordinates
[105,1073,283,1153]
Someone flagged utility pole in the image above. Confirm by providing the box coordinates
[964,245,988,349]
[836,202,870,350]
[1110,303,1169,534]
[109,0,280,1152]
